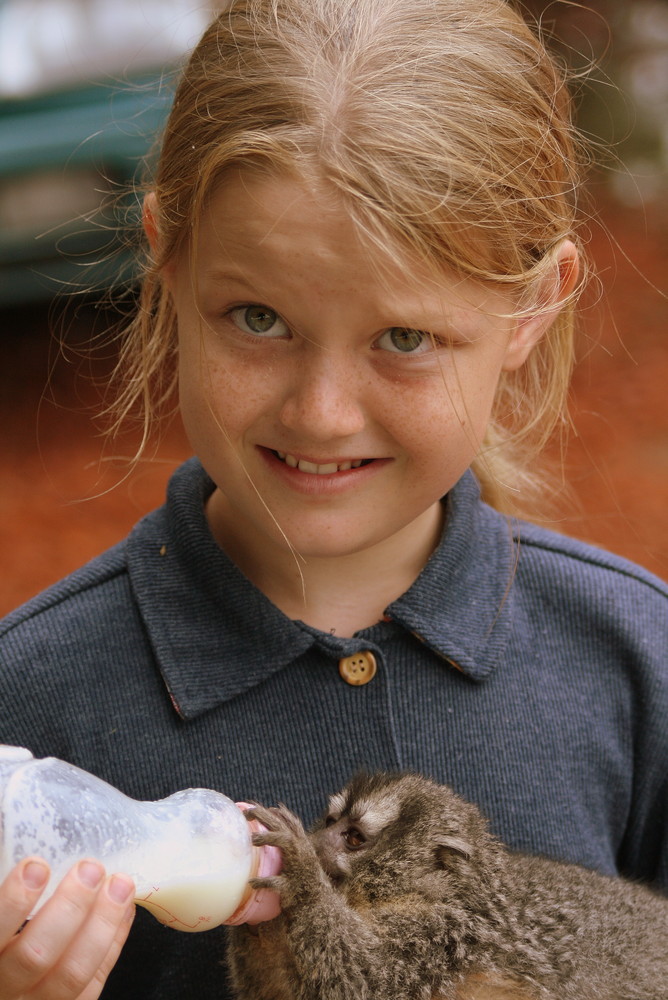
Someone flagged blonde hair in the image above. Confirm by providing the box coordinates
[111,0,585,515]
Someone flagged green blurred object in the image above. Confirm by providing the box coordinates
[0,76,174,306]
[0,0,212,306]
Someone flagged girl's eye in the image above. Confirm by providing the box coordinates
[376,327,433,354]
[228,304,289,338]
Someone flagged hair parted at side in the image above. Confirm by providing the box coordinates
[111,0,586,516]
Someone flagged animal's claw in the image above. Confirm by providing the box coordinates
[246,803,308,841]
[244,804,280,829]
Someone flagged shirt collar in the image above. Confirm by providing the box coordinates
[127,459,515,719]
[385,471,515,680]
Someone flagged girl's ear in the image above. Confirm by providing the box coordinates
[143,192,177,288]
[502,239,580,372]
[142,192,161,255]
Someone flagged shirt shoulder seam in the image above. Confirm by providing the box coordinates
[0,557,129,639]
[513,529,668,599]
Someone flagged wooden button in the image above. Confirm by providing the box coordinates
[339,651,377,686]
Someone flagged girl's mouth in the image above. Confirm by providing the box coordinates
[273,451,373,475]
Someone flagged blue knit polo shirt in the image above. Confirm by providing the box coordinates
[1,457,666,999]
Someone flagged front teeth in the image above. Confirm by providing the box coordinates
[276,452,364,475]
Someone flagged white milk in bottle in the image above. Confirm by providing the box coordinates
[0,746,281,931]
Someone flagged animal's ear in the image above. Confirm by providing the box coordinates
[435,835,473,866]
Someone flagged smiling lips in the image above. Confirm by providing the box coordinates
[274,451,372,475]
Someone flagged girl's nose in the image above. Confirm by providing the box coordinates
[278,354,366,440]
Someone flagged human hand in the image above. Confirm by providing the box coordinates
[0,857,135,1000]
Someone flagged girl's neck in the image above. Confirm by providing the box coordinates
[206,492,444,637]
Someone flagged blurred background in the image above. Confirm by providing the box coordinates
[0,0,667,616]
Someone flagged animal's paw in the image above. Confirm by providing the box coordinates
[246,803,307,846]
[248,872,285,894]
[244,804,327,909]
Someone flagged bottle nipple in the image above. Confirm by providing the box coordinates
[226,803,282,925]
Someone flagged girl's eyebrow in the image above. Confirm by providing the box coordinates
[199,267,257,286]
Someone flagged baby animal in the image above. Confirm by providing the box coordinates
[227,771,668,1000]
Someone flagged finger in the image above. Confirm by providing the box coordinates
[0,859,105,998]
[41,875,135,1000]
[0,858,50,947]
[75,892,135,1000]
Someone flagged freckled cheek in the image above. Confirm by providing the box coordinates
[178,347,229,441]
[388,367,501,466]
[179,350,277,446]
[390,377,472,432]
[437,357,505,431]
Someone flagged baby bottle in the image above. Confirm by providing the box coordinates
[0,745,281,932]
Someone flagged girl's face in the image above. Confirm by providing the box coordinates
[167,171,547,569]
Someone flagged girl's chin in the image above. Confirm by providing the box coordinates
[206,482,393,561]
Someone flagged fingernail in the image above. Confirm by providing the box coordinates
[22,860,49,890]
[107,874,134,905]
[77,860,104,889]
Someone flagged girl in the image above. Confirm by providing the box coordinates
[0,0,666,997]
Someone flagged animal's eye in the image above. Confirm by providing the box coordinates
[343,827,366,849]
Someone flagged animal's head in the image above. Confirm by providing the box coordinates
[309,771,501,902]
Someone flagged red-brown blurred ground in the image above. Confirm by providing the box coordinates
[1,188,666,617]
